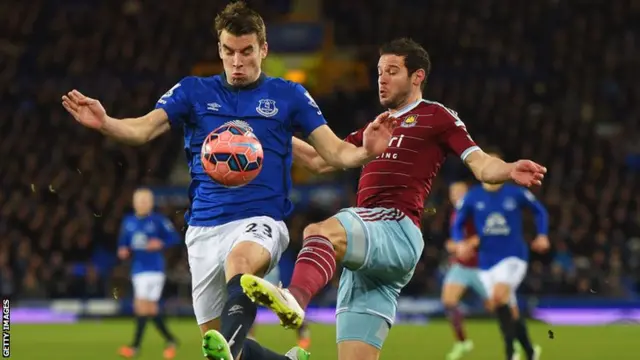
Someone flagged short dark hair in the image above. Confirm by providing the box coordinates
[214,1,266,44]
[379,38,431,90]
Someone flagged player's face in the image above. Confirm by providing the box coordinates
[377,54,413,109]
[219,30,267,86]
[133,190,154,215]
[449,182,468,205]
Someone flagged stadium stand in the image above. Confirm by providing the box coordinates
[1,0,638,303]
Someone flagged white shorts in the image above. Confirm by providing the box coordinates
[186,216,290,325]
[132,272,166,301]
[479,257,528,305]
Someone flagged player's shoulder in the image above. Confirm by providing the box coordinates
[263,76,307,95]
[395,99,464,129]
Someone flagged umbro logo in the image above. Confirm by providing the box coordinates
[207,102,221,111]
[228,305,244,315]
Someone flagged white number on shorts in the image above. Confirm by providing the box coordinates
[245,223,273,238]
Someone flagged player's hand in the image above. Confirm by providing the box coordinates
[146,238,164,251]
[531,235,550,253]
[455,242,475,260]
[61,90,107,130]
[509,160,547,187]
[362,112,397,156]
[117,247,130,260]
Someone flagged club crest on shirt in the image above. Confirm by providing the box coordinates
[256,99,279,117]
[401,115,417,127]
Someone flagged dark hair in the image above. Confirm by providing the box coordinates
[214,1,266,44]
[379,38,431,90]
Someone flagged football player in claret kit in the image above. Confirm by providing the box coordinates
[442,181,486,360]
[61,2,394,360]
[240,38,547,360]
[117,188,180,359]
[453,151,549,360]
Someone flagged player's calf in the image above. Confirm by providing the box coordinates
[220,241,272,358]
[287,219,342,309]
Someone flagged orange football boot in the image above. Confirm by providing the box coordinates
[163,343,177,359]
[118,346,137,358]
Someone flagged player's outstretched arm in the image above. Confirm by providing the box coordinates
[306,125,376,169]
[464,150,546,187]
[292,137,340,174]
[62,90,170,145]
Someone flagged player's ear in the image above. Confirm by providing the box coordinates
[261,42,268,59]
[413,69,426,87]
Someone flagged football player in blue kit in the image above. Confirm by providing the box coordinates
[117,188,180,359]
[453,153,550,360]
[61,2,394,360]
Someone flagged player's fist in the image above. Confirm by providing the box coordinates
[117,247,130,260]
[531,235,550,253]
[146,238,164,251]
[509,160,546,187]
[455,242,475,260]
[363,111,397,156]
[61,90,107,130]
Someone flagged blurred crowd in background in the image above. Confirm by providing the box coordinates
[1,0,639,302]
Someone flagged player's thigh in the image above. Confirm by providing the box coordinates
[132,272,165,302]
[225,216,290,280]
[337,311,388,359]
[303,216,348,262]
[186,226,228,325]
[493,257,527,304]
[333,207,424,275]
[442,264,470,305]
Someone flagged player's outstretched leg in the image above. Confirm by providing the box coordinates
[241,220,339,329]
[442,284,473,359]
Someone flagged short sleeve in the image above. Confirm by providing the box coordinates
[436,105,480,161]
[290,83,327,137]
[155,77,192,128]
[344,126,365,147]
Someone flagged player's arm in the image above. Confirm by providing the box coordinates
[62,78,191,146]
[292,137,340,174]
[159,217,180,247]
[464,151,516,185]
[117,220,131,259]
[290,83,380,169]
[520,189,550,236]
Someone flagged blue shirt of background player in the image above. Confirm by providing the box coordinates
[118,212,180,275]
[452,183,549,269]
[155,73,326,227]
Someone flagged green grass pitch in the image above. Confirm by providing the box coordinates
[10,319,638,359]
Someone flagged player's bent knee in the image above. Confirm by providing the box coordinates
[492,283,511,304]
[441,284,464,307]
[199,318,221,335]
[303,218,347,258]
[225,241,271,280]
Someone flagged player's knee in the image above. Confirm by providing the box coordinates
[338,341,380,360]
[491,284,511,305]
[303,219,346,258]
[226,241,270,279]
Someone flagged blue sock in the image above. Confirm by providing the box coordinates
[132,316,148,348]
[220,274,257,358]
[242,339,289,360]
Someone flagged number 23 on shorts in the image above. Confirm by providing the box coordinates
[245,222,273,239]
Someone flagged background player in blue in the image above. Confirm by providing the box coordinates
[453,152,550,360]
[116,188,179,359]
[61,2,394,360]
